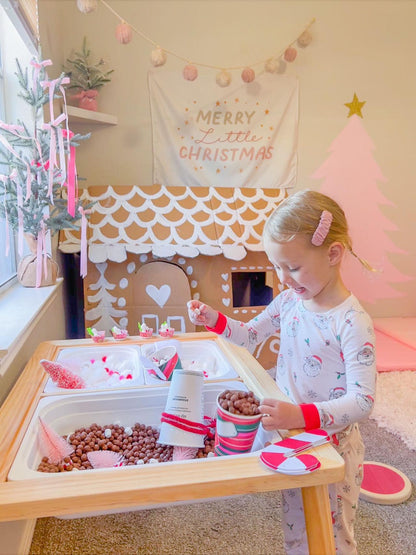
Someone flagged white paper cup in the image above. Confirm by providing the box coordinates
[158,369,205,448]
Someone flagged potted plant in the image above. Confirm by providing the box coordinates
[64,37,114,111]
[0,58,93,287]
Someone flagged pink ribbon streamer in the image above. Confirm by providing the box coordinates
[30,59,52,93]
[79,207,91,278]
[62,129,77,217]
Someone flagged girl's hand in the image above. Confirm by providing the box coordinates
[259,399,306,431]
[187,300,219,328]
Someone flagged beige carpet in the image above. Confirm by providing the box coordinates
[370,370,416,451]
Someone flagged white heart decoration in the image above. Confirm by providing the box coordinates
[222,298,230,307]
[222,284,230,292]
[145,284,171,308]
[221,273,229,281]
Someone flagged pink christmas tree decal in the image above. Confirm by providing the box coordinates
[311,105,410,304]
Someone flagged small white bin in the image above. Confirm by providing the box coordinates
[43,345,145,392]
[140,339,238,384]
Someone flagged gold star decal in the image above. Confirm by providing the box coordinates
[345,93,366,118]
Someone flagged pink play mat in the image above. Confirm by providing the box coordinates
[373,317,416,372]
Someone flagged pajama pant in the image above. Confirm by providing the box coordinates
[281,423,365,555]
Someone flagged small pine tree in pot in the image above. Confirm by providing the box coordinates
[64,37,114,111]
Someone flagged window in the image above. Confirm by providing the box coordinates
[0,1,38,291]
[232,271,274,308]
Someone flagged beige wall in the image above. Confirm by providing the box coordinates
[38,1,416,318]
[0,282,66,406]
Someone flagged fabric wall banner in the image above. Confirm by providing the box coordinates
[148,70,298,189]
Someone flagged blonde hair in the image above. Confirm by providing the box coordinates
[264,190,374,271]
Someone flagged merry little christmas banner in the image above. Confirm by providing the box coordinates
[148,70,298,189]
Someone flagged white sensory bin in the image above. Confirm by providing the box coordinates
[140,339,238,384]
[43,345,145,392]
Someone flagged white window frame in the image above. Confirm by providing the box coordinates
[0,1,38,293]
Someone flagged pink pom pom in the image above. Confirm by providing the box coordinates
[116,22,133,45]
[38,418,74,464]
[284,47,297,63]
[241,67,255,83]
[40,359,86,389]
[183,64,198,81]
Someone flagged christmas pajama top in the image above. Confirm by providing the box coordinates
[208,289,376,435]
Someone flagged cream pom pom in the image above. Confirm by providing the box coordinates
[216,70,231,87]
[265,58,279,73]
[115,22,133,45]
[76,0,98,14]
[284,46,297,63]
[151,47,167,67]
[241,67,255,83]
[183,64,198,81]
[297,30,312,48]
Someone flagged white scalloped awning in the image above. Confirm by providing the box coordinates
[59,185,287,262]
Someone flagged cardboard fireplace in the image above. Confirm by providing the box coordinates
[59,185,287,370]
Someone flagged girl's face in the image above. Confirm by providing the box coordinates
[264,234,345,310]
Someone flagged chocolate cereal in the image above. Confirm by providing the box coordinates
[218,389,260,416]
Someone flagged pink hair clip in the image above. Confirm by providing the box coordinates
[311,210,333,246]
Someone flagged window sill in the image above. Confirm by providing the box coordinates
[0,278,63,371]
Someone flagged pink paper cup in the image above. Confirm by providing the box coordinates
[214,392,262,456]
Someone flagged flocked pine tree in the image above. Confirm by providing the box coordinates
[0,58,93,285]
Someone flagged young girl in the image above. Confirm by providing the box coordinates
[188,190,376,554]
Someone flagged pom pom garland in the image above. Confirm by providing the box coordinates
[216,70,232,88]
[284,46,298,62]
[151,47,167,67]
[76,0,98,14]
[241,67,255,83]
[77,5,315,86]
[116,22,133,45]
[183,64,198,81]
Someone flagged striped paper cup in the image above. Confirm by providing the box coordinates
[214,392,262,456]
[150,346,182,381]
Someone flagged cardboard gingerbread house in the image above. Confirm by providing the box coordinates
[59,185,288,370]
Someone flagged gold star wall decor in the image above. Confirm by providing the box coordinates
[345,93,366,118]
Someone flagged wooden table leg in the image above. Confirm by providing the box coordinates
[302,484,335,555]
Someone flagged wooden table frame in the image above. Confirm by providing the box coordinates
[0,333,344,554]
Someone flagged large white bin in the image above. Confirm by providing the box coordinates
[8,381,279,518]
[9,381,259,481]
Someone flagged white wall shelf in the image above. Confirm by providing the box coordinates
[66,105,118,126]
